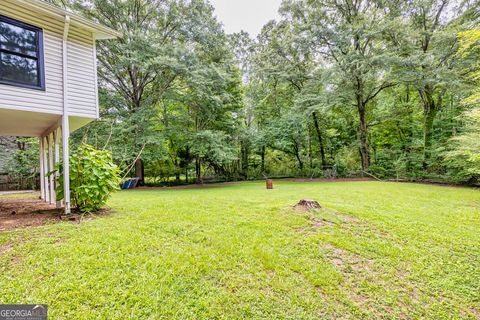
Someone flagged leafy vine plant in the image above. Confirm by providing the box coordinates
[50,144,121,213]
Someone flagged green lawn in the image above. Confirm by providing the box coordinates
[0,181,479,319]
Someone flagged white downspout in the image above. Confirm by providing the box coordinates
[62,15,71,214]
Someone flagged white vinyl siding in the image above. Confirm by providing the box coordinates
[67,25,97,118]
[0,0,98,119]
[0,0,63,114]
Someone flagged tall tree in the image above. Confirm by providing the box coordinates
[398,0,465,169]
[282,0,395,170]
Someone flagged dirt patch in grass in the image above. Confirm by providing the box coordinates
[322,243,423,317]
[0,243,13,254]
[465,200,480,208]
[0,197,62,231]
[323,244,385,311]
[294,216,333,233]
[324,244,375,274]
[0,196,111,231]
[295,206,359,234]
[461,307,480,319]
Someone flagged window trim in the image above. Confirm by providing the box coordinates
[0,14,45,91]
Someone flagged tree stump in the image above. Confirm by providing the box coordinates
[294,199,321,212]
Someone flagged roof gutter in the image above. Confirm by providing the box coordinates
[16,0,121,39]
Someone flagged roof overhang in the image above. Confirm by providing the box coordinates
[14,0,121,40]
[0,109,95,136]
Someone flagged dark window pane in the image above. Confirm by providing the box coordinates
[0,52,38,86]
[0,21,37,57]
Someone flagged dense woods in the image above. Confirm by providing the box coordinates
[7,0,480,185]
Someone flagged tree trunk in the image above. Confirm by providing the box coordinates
[195,156,201,184]
[293,143,304,171]
[420,88,441,170]
[175,172,180,184]
[423,107,437,170]
[355,74,369,171]
[403,87,413,174]
[241,141,249,180]
[260,145,265,174]
[358,105,369,171]
[307,128,313,169]
[134,159,145,186]
[295,152,304,171]
[312,112,327,169]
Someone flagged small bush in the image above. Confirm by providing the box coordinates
[53,144,121,213]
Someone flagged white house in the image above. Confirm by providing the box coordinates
[0,0,120,213]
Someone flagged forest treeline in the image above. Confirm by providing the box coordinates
[9,0,480,184]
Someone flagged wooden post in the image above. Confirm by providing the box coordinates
[39,137,45,200]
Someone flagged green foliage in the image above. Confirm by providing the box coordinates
[6,138,38,177]
[2,138,39,190]
[239,0,475,180]
[458,28,480,104]
[64,0,244,183]
[190,131,238,168]
[53,144,121,213]
[445,108,480,181]
[34,0,480,185]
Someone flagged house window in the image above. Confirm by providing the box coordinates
[0,15,45,90]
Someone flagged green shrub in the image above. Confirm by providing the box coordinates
[53,144,121,213]
[445,108,480,182]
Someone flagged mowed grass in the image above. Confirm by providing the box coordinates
[0,181,479,319]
